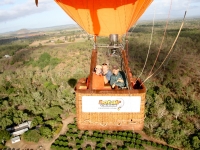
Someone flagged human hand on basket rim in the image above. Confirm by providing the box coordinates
[117,78,124,83]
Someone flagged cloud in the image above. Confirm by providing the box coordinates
[0,0,55,23]
[0,0,15,5]
[0,0,199,25]
[157,0,200,12]
[140,0,200,20]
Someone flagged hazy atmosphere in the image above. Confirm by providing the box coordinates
[0,0,200,33]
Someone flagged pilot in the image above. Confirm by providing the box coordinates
[110,65,125,89]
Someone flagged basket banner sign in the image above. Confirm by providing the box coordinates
[82,96,141,112]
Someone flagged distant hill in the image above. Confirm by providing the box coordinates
[30,24,80,32]
[0,24,80,36]
[15,29,30,35]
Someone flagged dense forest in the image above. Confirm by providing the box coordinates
[0,19,200,149]
[128,19,200,149]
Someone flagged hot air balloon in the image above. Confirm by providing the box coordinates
[35,0,153,131]
[55,0,153,36]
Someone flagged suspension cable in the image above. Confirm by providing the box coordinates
[147,0,173,77]
[135,2,157,82]
[141,10,188,85]
[130,23,137,33]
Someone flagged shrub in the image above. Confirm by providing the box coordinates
[31,52,61,69]
[50,57,61,68]
[39,126,53,138]
[136,134,142,139]
[0,130,10,143]
[53,123,63,136]
[130,143,135,148]
[23,129,41,142]
[44,106,63,119]
[31,116,43,128]
[136,139,142,145]
[44,81,58,90]
[146,141,152,145]
[37,52,51,68]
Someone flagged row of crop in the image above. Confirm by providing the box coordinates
[51,121,177,150]
[51,142,144,150]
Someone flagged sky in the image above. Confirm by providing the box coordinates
[0,0,200,34]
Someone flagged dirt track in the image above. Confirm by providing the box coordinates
[6,115,75,150]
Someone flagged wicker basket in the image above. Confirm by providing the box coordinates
[75,49,146,131]
[75,85,146,131]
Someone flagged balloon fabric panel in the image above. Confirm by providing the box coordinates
[55,0,153,36]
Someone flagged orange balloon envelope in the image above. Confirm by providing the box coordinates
[55,0,153,36]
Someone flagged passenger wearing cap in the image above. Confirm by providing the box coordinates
[110,65,125,89]
[92,65,104,89]
[102,63,112,84]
